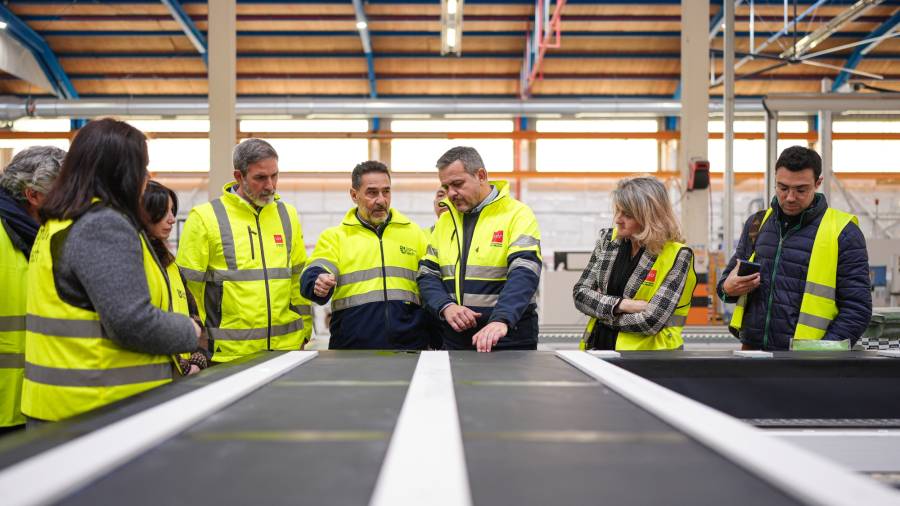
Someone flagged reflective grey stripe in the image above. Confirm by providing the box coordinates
[208,319,304,341]
[291,304,312,316]
[464,293,499,307]
[0,315,25,332]
[275,201,293,262]
[418,264,441,278]
[805,281,836,300]
[426,245,438,257]
[208,267,291,283]
[440,265,456,278]
[0,353,24,369]
[333,289,420,311]
[292,265,303,276]
[797,312,832,331]
[467,265,507,279]
[666,314,687,327]
[510,234,540,248]
[211,198,238,271]
[338,266,417,285]
[26,315,105,338]
[180,266,207,282]
[24,362,171,387]
[308,258,340,276]
[508,257,541,277]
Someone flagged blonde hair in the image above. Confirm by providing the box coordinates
[611,176,684,255]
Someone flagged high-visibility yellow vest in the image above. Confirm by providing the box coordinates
[305,208,428,312]
[22,217,175,422]
[581,235,696,351]
[421,181,542,309]
[167,262,193,371]
[176,184,311,362]
[730,207,858,340]
[0,219,27,427]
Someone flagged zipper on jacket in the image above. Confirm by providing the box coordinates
[378,232,390,333]
[247,226,256,259]
[447,209,463,305]
[761,219,801,349]
[255,214,273,349]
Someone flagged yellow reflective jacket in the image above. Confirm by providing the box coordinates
[0,219,27,427]
[418,181,542,349]
[176,183,311,362]
[301,208,429,349]
[22,218,175,422]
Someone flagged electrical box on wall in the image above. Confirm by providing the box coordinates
[688,158,710,191]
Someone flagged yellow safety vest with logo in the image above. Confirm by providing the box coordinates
[0,219,27,427]
[422,181,542,310]
[305,208,428,312]
[581,233,696,350]
[176,183,311,362]
[22,217,176,422]
[167,262,193,372]
[730,207,857,340]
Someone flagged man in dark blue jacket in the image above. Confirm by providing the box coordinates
[718,146,871,351]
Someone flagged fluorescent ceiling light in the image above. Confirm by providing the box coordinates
[447,0,458,15]
[356,21,367,30]
[446,28,457,47]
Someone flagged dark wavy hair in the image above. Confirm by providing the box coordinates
[142,180,178,267]
[40,118,149,227]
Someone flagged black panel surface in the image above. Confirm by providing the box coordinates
[451,352,802,506]
[59,351,419,506]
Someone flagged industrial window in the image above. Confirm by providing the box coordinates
[390,120,514,173]
[11,118,71,132]
[147,139,210,173]
[127,119,209,132]
[707,120,808,173]
[0,138,70,156]
[833,121,900,172]
[535,119,659,173]
[261,138,369,172]
[240,119,370,133]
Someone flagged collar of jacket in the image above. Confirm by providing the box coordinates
[439,179,510,219]
[770,192,827,230]
[341,207,411,227]
[220,181,281,215]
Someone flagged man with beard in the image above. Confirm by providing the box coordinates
[177,138,312,362]
[301,161,430,349]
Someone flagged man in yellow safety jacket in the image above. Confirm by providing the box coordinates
[0,146,65,431]
[417,146,542,352]
[177,138,312,362]
[301,161,429,349]
[718,146,871,351]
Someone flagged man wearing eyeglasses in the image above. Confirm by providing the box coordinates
[718,146,871,351]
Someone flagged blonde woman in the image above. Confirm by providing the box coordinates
[573,176,696,350]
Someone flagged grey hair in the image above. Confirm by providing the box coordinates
[233,138,278,176]
[0,145,66,203]
[436,146,485,175]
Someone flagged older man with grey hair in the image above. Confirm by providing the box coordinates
[0,145,66,432]
[176,138,312,362]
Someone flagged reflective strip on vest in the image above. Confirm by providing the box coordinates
[510,234,540,248]
[211,198,238,270]
[463,293,499,307]
[180,266,292,283]
[276,201,293,261]
[0,315,25,332]
[26,315,105,339]
[426,245,438,257]
[509,257,541,277]
[0,353,24,369]
[466,265,507,280]
[308,258,340,276]
[208,319,304,342]
[338,266,417,285]
[418,264,441,278]
[797,312,832,332]
[440,265,456,278]
[804,281,836,300]
[25,362,172,387]
[332,289,420,311]
[291,304,312,316]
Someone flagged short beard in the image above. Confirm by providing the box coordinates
[242,181,274,207]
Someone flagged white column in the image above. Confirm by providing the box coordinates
[208,0,237,196]
[680,0,710,250]
[818,78,833,203]
[723,0,736,260]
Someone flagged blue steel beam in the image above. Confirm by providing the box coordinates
[351,0,378,99]
[0,5,77,99]
[160,0,208,66]
[832,9,900,91]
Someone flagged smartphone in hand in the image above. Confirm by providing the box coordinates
[737,260,761,277]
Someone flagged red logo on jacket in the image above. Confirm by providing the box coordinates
[274,234,284,246]
[645,269,657,283]
[491,230,504,246]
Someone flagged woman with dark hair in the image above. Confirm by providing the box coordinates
[142,180,211,374]
[22,118,202,423]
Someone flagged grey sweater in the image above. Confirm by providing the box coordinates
[54,207,197,355]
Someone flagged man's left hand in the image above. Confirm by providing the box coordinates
[472,321,508,353]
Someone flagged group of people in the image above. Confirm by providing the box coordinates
[0,116,872,430]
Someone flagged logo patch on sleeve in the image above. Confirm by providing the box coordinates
[491,230,504,247]
[274,234,284,246]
